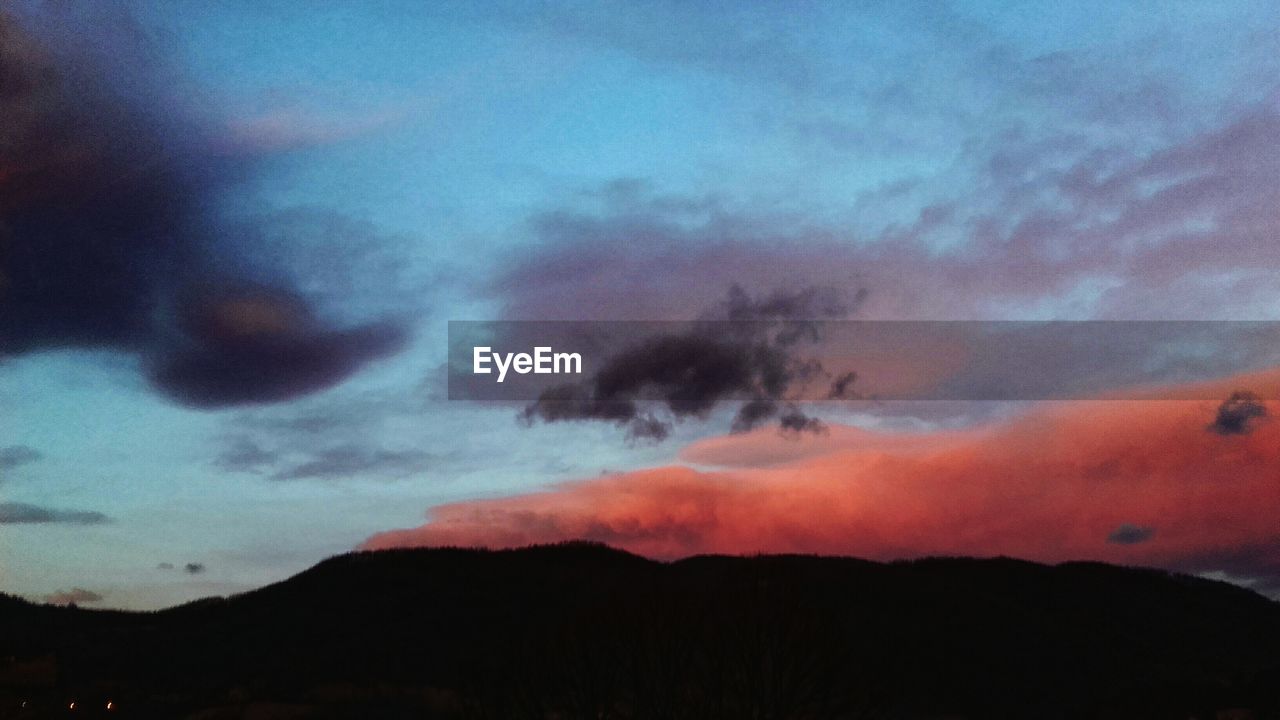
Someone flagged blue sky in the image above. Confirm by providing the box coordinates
[3,1,1279,608]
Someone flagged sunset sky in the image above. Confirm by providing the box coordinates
[3,1,1279,609]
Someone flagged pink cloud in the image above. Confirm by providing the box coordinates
[220,107,405,154]
[495,104,1280,322]
[363,368,1280,591]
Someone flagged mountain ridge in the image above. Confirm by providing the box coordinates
[3,543,1279,719]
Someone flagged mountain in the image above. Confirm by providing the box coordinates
[2,543,1279,719]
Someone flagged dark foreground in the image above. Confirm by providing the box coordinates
[3,543,1279,719]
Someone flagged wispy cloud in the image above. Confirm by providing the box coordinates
[494,100,1280,323]
[0,502,108,525]
[272,445,433,481]
[41,588,103,606]
[213,436,280,474]
[0,445,42,472]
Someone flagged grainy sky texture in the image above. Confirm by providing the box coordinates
[2,1,1278,608]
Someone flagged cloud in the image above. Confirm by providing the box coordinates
[0,445,41,471]
[0,502,108,525]
[519,285,859,441]
[494,100,1280,323]
[156,561,207,574]
[364,367,1280,592]
[0,8,405,406]
[213,436,280,473]
[679,423,967,469]
[41,588,103,606]
[1107,524,1155,545]
[271,444,433,481]
[777,406,826,435]
[826,371,859,400]
[149,285,406,408]
[1207,390,1268,436]
[223,106,405,154]
[211,387,451,482]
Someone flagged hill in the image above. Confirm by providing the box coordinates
[2,543,1279,719]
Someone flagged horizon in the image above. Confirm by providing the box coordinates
[3,0,1280,613]
[11,541,1275,614]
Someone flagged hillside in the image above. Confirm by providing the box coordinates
[2,544,1279,719]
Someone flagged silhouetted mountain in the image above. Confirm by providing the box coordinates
[3,543,1279,719]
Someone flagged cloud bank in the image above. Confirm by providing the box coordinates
[365,370,1280,593]
[494,99,1280,323]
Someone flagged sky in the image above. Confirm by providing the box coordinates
[2,0,1279,609]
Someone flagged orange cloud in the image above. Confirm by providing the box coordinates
[363,369,1280,589]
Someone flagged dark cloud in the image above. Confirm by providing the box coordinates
[41,588,103,606]
[778,406,827,435]
[730,397,782,435]
[158,561,208,574]
[520,285,856,442]
[1106,524,1155,545]
[0,445,42,471]
[271,444,433,481]
[826,371,859,400]
[0,8,405,406]
[1207,391,1268,436]
[0,502,107,525]
[149,284,406,408]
